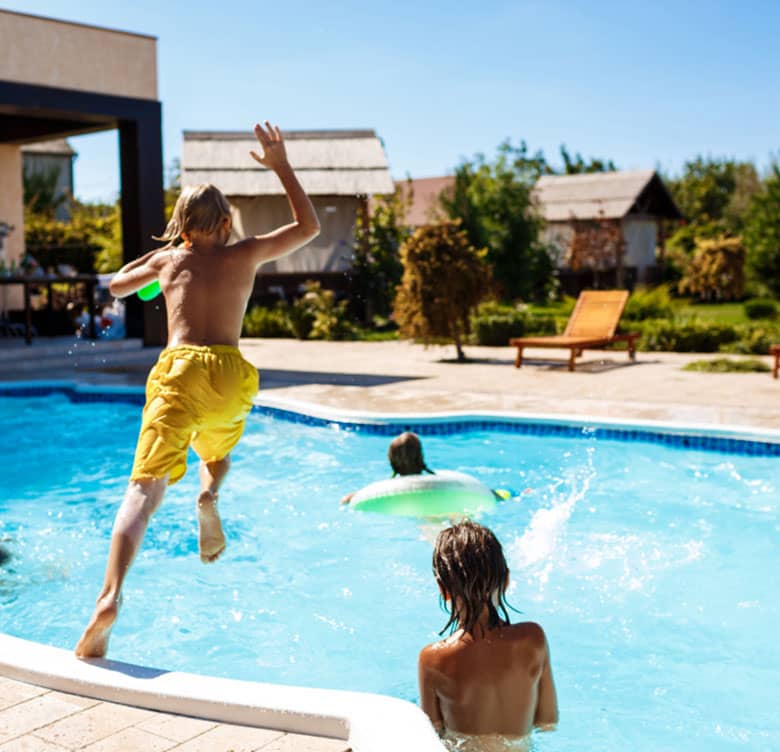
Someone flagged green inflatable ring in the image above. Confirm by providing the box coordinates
[350,470,497,517]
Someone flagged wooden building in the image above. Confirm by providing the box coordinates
[534,170,682,289]
[181,130,394,300]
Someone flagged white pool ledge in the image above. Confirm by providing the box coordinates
[0,633,444,751]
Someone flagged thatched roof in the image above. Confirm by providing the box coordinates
[534,169,681,222]
[182,129,394,197]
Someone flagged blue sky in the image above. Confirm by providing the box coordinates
[8,0,780,202]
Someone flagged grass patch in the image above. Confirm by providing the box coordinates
[683,357,770,373]
[352,327,400,342]
[675,302,750,326]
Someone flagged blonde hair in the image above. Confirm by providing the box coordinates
[154,184,232,247]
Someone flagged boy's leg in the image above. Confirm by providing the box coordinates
[197,456,230,563]
[75,477,168,658]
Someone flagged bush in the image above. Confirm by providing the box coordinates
[242,305,293,338]
[638,318,739,352]
[623,285,674,322]
[394,221,492,361]
[679,236,745,301]
[743,298,777,320]
[724,324,780,355]
[683,357,770,373]
[470,302,556,346]
[298,281,354,341]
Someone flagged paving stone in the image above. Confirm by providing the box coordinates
[80,726,177,752]
[0,680,48,713]
[34,703,153,749]
[257,733,349,751]
[135,713,217,743]
[168,723,284,752]
[44,694,99,711]
[0,735,70,752]
[0,695,85,744]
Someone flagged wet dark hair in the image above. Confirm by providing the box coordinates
[433,520,512,637]
[388,432,434,477]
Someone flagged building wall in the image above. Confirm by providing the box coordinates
[621,217,658,279]
[21,153,73,221]
[229,195,359,274]
[0,145,24,309]
[0,10,157,100]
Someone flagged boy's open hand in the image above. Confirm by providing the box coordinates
[250,122,289,171]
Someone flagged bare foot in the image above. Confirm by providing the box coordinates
[197,491,226,563]
[75,594,120,658]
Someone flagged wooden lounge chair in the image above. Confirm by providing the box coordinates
[771,344,780,379]
[510,290,639,372]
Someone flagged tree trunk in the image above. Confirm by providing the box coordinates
[453,330,466,362]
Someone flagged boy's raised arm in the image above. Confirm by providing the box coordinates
[245,122,320,265]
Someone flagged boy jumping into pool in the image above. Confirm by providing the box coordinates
[75,122,320,658]
[419,521,558,741]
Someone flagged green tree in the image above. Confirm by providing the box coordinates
[393,221,491,362]
[559,145,617,174]
[743,165,780,298]
[667,157,759,232]
[352,184,411,321]
[440,140,552,301]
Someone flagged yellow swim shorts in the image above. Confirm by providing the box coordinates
[130,345,259,485]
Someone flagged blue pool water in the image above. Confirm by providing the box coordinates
[0,393,778,751]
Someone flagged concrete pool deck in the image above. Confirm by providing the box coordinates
[236,339,780,430]
[0,675,346,751]
[1,336,778,750]
[1,337,777,429]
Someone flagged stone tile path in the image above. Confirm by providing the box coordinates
[0,677,348,752]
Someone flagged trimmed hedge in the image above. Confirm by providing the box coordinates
[638,319,739,352]
[470,303,557,346]
[743,298,777,320]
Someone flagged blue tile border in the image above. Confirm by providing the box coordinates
[1,382,779,458]
[252,404,780,457]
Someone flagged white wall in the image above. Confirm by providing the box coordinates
[622,217,658,279]
[230,195,359,274]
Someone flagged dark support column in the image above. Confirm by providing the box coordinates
[119,106,166,346]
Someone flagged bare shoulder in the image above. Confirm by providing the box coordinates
[506,621,549,647]
[419,637,458,668]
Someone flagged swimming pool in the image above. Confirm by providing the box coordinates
[0,387,778,751]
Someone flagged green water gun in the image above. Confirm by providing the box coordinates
[137,279,161,301]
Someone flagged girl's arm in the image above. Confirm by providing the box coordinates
[108,250,166,299]
[418,645,445,734]
[533,637,559,729]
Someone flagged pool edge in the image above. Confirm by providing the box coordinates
[0,633,444,752]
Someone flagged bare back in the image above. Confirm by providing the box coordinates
[155,240,258,348]
[418,621,556,737]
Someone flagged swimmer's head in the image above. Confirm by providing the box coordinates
[389,432,432,476]
[154,183,232,247]
[433,520,511,636]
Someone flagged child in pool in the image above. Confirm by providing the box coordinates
[75,122,320,658]
[418,521,558,742]
[340,432,432,504]
[340,432,511,504]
